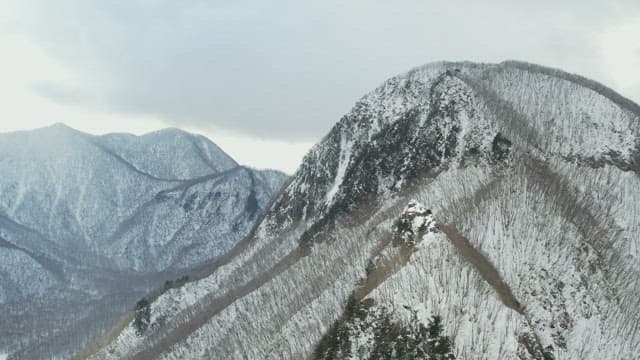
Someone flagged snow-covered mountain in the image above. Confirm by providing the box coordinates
[0,124,287,359]
[86,61,640,359]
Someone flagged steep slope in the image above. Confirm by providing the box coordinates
[0,125,287,360]
[87,61,640,359]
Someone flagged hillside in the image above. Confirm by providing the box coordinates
[0,125,287,359]
[86,61,640,359]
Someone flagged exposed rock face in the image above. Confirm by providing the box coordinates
[392,200,436,246]
[87,61,640,360]
[0,125,287,359]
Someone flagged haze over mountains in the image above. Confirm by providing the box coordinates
[0,125,287,359]
[84,61,640,359]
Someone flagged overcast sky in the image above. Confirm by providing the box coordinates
[0,0,638,173]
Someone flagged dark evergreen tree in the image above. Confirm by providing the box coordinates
[313,296,455,359]
[133,297,151,335]
[427,315,444,339]
[426,315,455,359]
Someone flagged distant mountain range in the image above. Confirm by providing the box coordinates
[0,124,287,359]
[84,61,640,359]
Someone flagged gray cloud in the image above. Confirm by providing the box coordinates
[9,0,640,140]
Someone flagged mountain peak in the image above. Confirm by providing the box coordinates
[96,127,238,180]
[80,61,640,360]
[139,127,195,138]
[268,60,639,232]
[49,122,75,130]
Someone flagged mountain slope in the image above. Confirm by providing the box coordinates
[95,127,238,180]
[87,61,640,359]
[0,125,287,360]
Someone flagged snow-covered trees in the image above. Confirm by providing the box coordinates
[85,61,640,360]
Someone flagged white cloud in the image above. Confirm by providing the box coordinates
[598,16,640,101]
[0,1,638,173]
[0,33,312,171]
[0,33,167,133]
[190,126,313,174]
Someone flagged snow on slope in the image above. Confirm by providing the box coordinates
[0,125,287,360]
[96,128,238,180]
[87,61,640,360]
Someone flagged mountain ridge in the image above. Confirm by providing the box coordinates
[86,61,640,358]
